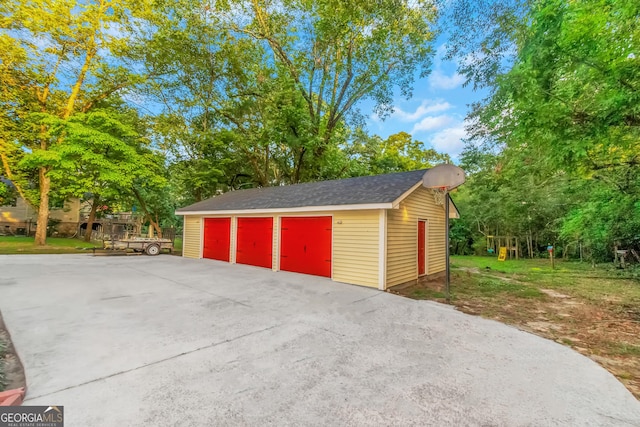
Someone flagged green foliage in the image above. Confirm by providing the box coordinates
[46,105,162,203]
[0,0,161,244]
[346,131,450,176]
[147,0,439,191]
[448,0,640,262]
[0,181,17,206]
[1,0,448,237]
[561,178,640,260]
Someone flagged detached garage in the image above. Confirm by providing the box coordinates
[176,169,459,290]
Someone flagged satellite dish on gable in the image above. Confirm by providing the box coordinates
[422,164,466,190]
[421,163,466,303]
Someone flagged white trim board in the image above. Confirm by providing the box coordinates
[199,216,204,259]
[378,209,387,290]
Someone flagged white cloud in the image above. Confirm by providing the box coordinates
[429,124,468,157]
[429,69,465,90]
[392,99,453,122]
[410,115,454,134]
[427,43,466,90]
[433,43,447,67]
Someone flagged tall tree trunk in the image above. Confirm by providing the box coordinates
[146,215,161,238]
[84,195,100,242]
[34,167,50,246]
[132,187,162,239]
[293,147,306,183]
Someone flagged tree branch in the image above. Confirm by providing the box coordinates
[0,139,31,207]
[81,82,128,113]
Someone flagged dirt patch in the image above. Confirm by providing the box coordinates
[456,267,481,274]
[0,311,26,392]
[540,289,571,299]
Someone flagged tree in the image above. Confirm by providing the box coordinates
[453,143,573,257]
[345,131,450,176]
[0,0,154,245]
[149,0,439,190]
[443,0,640,261]
[472,0,639,173]
[219,0,438,178]
[443,0,530,89]
[46,101,163,241]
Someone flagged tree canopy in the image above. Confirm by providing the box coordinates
[1,0,446,244]
[447,0,640,261]
[2,0,636,262]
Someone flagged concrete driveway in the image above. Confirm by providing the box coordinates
[1,255,639,426]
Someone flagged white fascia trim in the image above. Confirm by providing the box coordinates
[378,209,387,290]
[388,180,461,218]
[181,220,186,258]
[198,217,204,259]
[175,203,392,216]
[391,181,422,208]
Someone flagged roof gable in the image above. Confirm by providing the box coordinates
[177,169,428,213]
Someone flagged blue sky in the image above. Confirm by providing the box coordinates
[365,43,487,160]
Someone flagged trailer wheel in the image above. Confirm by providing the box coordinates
[145,244,160,256]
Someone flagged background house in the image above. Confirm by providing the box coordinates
[0,195,141,238]
[0,197,82,237]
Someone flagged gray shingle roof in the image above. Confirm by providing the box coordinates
[177,169,427,213]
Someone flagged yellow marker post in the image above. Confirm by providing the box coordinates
[498,246,507,261]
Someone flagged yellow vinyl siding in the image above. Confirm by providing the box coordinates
[386,186,446,287]
[272,215,279,271]
[183,215,202,258]
[332,210,379,288]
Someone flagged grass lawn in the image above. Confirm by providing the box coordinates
[172,237,183,256]
[0,236,97,254]
[394,255,640,399]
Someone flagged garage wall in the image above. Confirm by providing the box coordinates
[272,215,279,271]
[183,215,202,258]
[332,210,379,288]
[386,186,446,287]
[181,209,381,288]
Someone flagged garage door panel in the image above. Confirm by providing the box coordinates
[203,218,231,261]
[418,220,426,275]
[236,217,273,269]
[280,216,332,278]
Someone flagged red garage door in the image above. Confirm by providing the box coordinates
[280,217,332,278]
[418,220,426,276]
[236,217,273,268]
[203,218,231,261]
